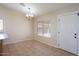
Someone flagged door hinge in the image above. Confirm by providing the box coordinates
[58,19,60,21]
[58,44,60,46]
[58,32,60,34]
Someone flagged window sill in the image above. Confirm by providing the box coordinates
[37,35,51,39]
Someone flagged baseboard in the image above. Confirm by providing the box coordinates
[34,38,58,48]
[3,37,33,45]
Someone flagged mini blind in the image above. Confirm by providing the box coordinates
[0,19,3,32]
[37,21,51,38]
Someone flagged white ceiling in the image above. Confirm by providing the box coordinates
[0,3,78,16]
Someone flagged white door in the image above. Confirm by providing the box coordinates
[58,13,78,54]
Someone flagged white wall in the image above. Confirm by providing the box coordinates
[34,4,79,48]
[0,5,33,44]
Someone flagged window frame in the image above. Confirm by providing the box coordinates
[37,21,51,38]
[0,19,3,32]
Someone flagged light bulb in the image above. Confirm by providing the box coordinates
[26,14,29,17]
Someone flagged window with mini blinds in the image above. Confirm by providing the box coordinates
[37,21,51,38]
[0,19,3,32]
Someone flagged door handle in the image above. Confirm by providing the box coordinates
[74,36,77,38]
[74,33,77,35]
[73,33,77,38]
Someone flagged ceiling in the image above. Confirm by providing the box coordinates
[0,3,78,17]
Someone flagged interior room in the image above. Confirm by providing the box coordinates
[0,3,79,56]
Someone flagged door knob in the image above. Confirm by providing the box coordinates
[74,36,77,38]
[74,33,77,35]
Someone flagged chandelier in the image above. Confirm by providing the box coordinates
[26,8,34,20]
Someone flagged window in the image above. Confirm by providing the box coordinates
[37,22,43,36]
[37,21,51,38]
[0,19,3,32]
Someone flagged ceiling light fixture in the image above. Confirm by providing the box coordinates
[26,8,34,20]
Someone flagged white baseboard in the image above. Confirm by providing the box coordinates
[34,38,58,48]
[3,37,33,45]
